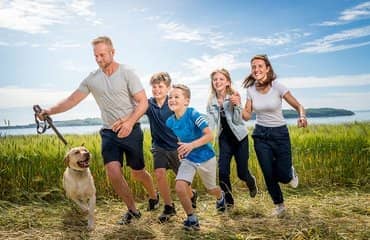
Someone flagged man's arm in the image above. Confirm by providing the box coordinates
[112,89,148,138]
[38,90,88,119]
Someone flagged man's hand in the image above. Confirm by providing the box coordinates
[112,116,134,138]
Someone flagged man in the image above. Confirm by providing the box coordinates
[38,36,159,224]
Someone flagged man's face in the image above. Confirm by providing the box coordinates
[93,43,114,69]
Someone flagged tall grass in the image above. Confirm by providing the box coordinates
[0,123,369,202]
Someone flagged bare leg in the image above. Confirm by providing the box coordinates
[131,169,157,199]
[105,161,137,211]
[176,180,193,215]
[155,168,172,205]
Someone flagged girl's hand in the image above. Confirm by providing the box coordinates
[230,92,241,106]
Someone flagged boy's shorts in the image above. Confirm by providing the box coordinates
[176,157,217,190]
[99,123,145,170]
[152,146,180,174]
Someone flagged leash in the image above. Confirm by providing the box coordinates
[33,105,68,146]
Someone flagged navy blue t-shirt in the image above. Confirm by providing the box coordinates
[146,96,178,150]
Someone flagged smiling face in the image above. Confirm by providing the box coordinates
[152,81,170,103]
[64,146,91,171]
[168,87,190,115]
[251,58,270,84]
[212,72,230,95]
[93,42,114,70]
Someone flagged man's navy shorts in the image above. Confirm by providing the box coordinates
[99,123,145,170]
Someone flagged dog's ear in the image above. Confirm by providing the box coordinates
[64,153,70,167]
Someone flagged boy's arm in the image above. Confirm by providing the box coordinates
[177,127,213,158]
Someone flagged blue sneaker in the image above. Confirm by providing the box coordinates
[183,216,200,231]
[216,191,226,212]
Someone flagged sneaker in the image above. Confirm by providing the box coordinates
[158,204,176,223]
[224,191,234,207]
[183,216,200,231]
[271,204,286,217]
[289,166,299,188]
[216,191,226,212]
[247,175,258,198]
[190,190,198,209]
[147,192,160,211]
[117,210,141,225]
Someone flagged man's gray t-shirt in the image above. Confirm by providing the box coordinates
[78,64,144,129]
[246,81,289,127]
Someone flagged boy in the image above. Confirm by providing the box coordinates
[166,84,226,231]
[146,72,197,223]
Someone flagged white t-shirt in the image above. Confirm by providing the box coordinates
[246,81,289,127]
[78,64,144,128]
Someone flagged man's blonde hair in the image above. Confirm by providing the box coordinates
[91,36,114,49]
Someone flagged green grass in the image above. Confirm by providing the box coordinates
[0,123,369,201]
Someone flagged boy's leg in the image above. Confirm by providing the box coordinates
[175,159,197,214]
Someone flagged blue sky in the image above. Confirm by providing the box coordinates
[1,0,370,125]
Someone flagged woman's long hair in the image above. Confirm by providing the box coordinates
[242,54,277,88]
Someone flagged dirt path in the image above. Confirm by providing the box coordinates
[0,187,369,240]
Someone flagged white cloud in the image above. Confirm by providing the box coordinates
[280,74,370,89]
[317,1,370,26]
[178,53,249,84]
[157,20,308,50]
[0,0,100,34]
[158,22,204,42]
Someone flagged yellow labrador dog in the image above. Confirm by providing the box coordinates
[63,146,96,230]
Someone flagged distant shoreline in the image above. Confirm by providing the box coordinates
[0,107,357,129]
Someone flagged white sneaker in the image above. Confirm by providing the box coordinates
[289,166,298,188]
[271,204,286,217]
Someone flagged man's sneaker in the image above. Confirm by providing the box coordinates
[183,216,200,231]
[117,210,141,225]
[289,166,299,188]
[190,190,198,209]
[147,192,160,211]
[271,204,286,217]
[247,175,258,198]
[216,191,226,212]
[158,204,176,223]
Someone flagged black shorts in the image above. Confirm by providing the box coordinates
[99,123,145,170]
[152,146,180,174]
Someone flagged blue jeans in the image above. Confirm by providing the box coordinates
[218,131,254,204]
[252,124,293,204]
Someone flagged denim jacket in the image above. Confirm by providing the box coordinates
[206,94,248,141]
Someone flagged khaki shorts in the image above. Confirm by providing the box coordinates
[175,157,217,190]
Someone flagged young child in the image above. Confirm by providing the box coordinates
[207,69,257,208]
[166,84,226,231]
[146,72,197,223]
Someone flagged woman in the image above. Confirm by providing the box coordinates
[207,68,258,208]
[242,55,307,216]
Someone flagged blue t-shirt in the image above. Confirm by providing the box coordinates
[146,96,178,150]
[166,107,215,163]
